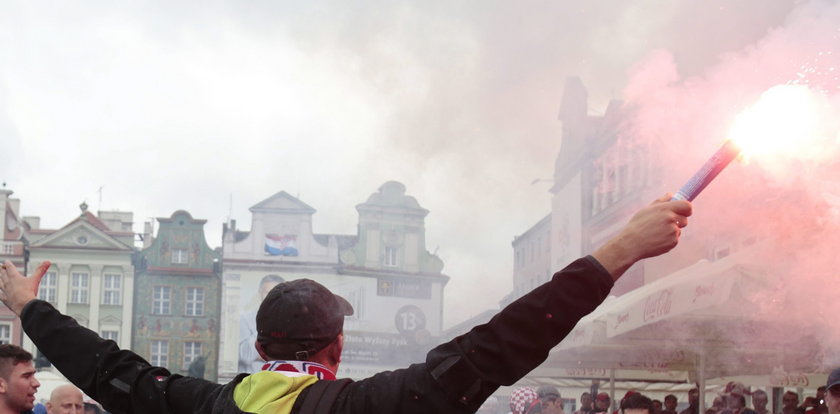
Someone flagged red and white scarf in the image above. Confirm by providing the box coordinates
[261,360,337,380]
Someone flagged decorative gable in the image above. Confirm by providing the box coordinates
[249,191,316,214]
[31,220,132,251]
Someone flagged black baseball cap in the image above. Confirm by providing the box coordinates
[827,367,840,391]
[256,279,354,360]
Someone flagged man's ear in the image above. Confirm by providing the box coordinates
[330,333,344,365]
[0,377,7,394]
[254,340,269,361]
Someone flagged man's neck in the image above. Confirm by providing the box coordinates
[0,401,28,414]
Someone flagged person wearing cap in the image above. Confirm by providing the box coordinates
[525,385,563,414]
[0,195,692,414]
[594,393,612,414]
[825,368,840,414]
[510,387,540,414]
[807,387,828,414]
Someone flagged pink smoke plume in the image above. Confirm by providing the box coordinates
[619,0,840,368]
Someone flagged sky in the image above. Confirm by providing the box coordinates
[1,0,833,328]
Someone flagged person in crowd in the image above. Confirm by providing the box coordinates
[813,387,828,414]
[574,392,593,414]
[826,368,840,414]
[526,385,564,414]
[680,389,700,414]
[752,390,770,414]
[802,399,820,414]
[618,391,641,414]
[721,392,755,414]
[622,393,653,414]
[511,388,540,414]
[662,395,678,414]
[0,196,692,414]
[0,344,39,414]
[46,385,83,414]
[594,393,612,414]
[653,400,663,414]
[782,392,801,414]
[706,396,726,414]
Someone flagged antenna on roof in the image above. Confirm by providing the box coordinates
[227,193,233,224]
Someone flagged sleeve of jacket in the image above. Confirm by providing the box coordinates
[20,300,224,414]
[333,256,614,414]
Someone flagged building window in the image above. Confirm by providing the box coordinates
[383,247,398,267]
[172,248,188,264]
[150,340,169,367]
[183,342,202,369]
[2,243,12,255]
[0,324,10,344]
[102,274,122,305]
[102,330,119,342]
[153,286,172,315]
[185,287,204,316]
[38,271,57,303]
[70,272,89,304]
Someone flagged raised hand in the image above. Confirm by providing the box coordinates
[0,260,52,316]
[592,194,692,280]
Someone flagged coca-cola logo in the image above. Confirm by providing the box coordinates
[565,367,608,377]
[617,349,685,371]
[769,373,809,387]
[643,289,673,322]
[614,312,630,329]
[692,284,715,304]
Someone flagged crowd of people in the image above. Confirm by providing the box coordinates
[483,381,835,414]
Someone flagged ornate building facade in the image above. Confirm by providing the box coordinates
[25,204,135,358]
[132,210,222,381]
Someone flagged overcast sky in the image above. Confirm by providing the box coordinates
[2,0,827,327]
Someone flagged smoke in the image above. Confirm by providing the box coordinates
[619,0,840,370]
[0,0,810,327]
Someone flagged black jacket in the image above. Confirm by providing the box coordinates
[22,256,613,414]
